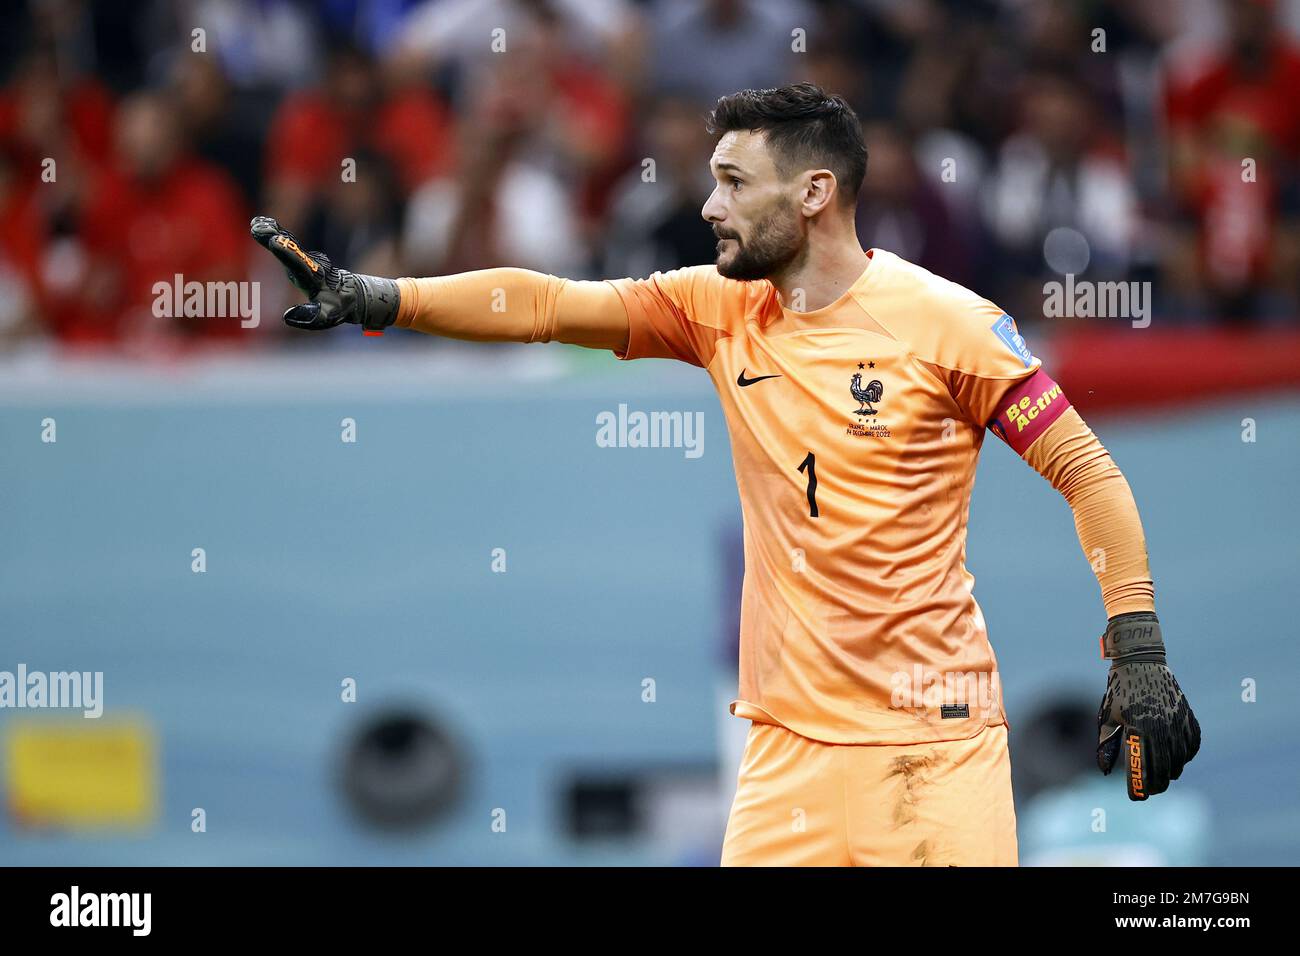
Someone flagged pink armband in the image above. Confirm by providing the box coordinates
[988,369,1071,455]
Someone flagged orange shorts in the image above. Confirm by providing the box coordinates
[721,720,1018,866]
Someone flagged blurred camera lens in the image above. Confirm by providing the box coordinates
[339,709,464,830]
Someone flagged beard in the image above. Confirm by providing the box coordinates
[714,202,805,281]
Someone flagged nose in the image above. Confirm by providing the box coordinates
[701,185,724,225]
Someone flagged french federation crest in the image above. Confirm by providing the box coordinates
[850,372,883,416]
[846,365,891,438]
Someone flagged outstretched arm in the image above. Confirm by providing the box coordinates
[251,216,629,352]
[394,270,629,352]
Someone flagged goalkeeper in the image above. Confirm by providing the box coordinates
[250,83,1198,866]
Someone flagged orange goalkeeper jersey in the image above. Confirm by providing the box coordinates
[607,248,1062,745]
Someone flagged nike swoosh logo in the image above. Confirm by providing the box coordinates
[737,369,782,387]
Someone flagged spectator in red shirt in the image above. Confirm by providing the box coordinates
[0,147,45,346]
[70,91,251,350]
[0,49,114,174]
[262,43,455,229]
[0,49,116,348]
[1163,0,1300,320]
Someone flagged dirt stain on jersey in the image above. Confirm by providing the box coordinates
[887,750,944,828]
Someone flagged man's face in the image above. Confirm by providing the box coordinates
[702,130,805,280]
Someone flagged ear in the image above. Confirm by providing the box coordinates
[802,169,838,216]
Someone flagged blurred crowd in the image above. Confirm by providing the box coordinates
[1,0,1298,354]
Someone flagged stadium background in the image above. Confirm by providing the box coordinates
[1,0,1298,865]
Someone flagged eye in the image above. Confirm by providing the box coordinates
[730,177,744,191]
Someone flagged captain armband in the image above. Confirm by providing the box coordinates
[987,369,1072,455]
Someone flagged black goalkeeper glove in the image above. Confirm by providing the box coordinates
[250,216,400,334]
[1096,611,1201,800]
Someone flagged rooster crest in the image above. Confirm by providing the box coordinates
[850,372,884,416]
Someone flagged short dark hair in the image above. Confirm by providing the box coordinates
[706,83,867,208]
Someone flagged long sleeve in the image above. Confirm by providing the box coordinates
[393,269,629,352]
[1020,406,1156,617]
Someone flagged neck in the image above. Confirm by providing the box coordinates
[770,221,868,312]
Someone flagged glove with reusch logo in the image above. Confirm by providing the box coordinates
[250,216,400,334]
[1096,611,1201,800]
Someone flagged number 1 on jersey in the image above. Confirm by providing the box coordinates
[798,451,819,518]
